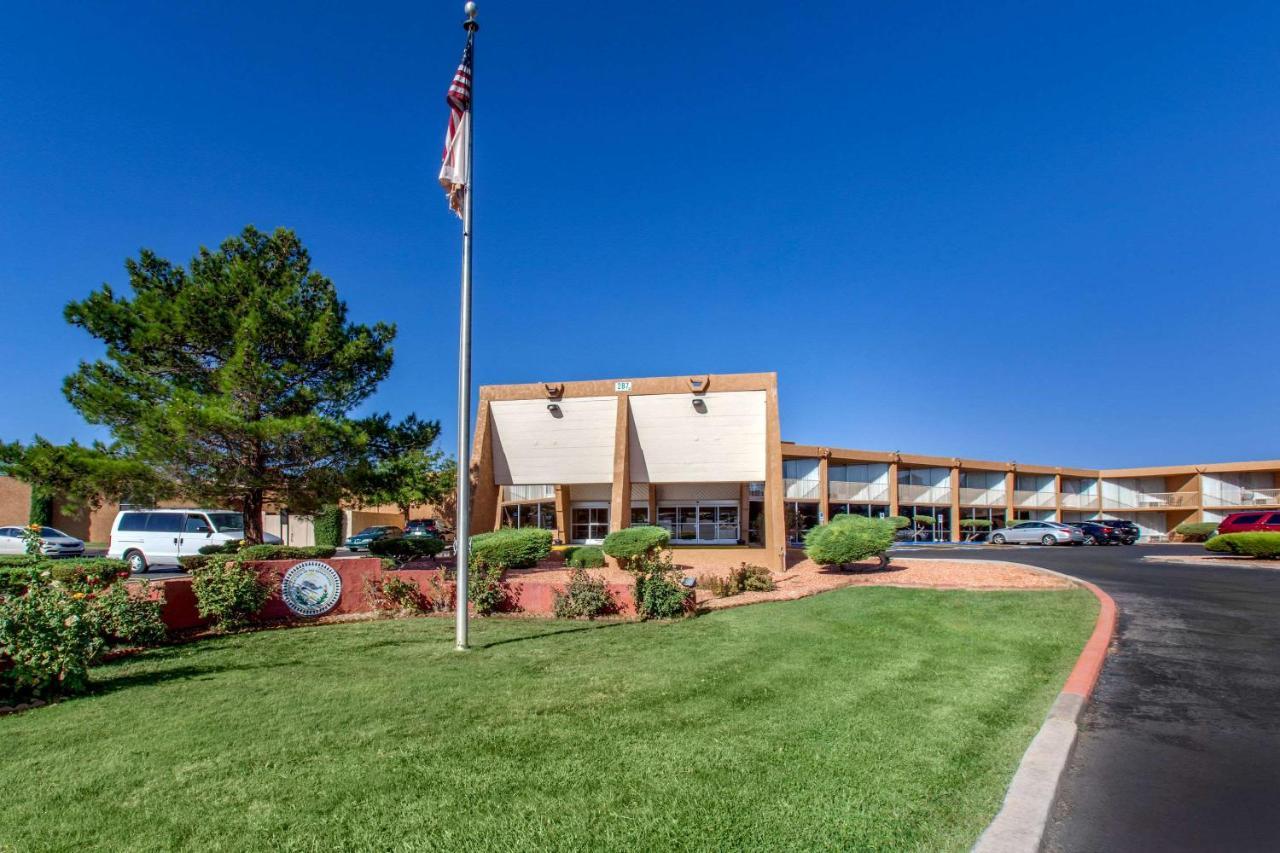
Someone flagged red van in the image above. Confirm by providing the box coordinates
[1216,511,1280,534]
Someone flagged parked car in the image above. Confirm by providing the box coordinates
[344,525,404,551]
[0,525,86,557]
[1095,519,1141,544]
[1066,521,1123,545]
[404,519,443,539]
[107,509,281,573]
[989,521,1084,546]
[1216,511,1280,535]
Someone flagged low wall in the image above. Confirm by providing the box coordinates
[147,557,637,630]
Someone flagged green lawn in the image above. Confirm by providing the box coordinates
[0,586,1096,852]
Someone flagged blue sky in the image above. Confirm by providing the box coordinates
[1,1,1277,469]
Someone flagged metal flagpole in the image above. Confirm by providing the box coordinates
[455,0,478,650]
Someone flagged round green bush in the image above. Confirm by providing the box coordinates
[602,526,670,571]
[190,561,271,631]
[565,545,606,569]
[1204,532,1280,558]
[313,505,344,549]
[958,518,993,529]
[885,516,911,530]
[370,537,445,564]
[805,515,895,568]
[1174,521,1219,542]
[469,528,553,571]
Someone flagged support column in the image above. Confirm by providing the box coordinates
[888,460,900,517]
[1004,470,1016,525]
[763,386,787,571]
[648,483,658,526]
[468,398,500,535]
[818,451,831,525]
[1054,472,1063,523]
[554,485,570,545]
[739,482,750,545]
[949,465,962,542]
[608,394,631,532]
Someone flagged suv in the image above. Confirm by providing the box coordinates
[107,509,280,573]
[1067,521,1122,545]
[404,519,442,539]
[1217,511,1280,535]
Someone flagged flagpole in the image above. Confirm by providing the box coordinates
[455,0,478,651]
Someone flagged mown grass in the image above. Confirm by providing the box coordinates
[0,586,1096,852]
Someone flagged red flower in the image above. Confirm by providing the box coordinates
[117,571,130,578]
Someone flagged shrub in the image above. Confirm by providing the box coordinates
[1175,522,1219,542]
[179,555,211,572]
[805,515,895,568]
[363,575,428,614]
[632,552,691,620]
[469,528,552,571]
[603,526,671,572]
[1204,532,1280,559]
[199,541,241,556]
[95,580,167,647]
[0,554,46,568]
[235,544,336,562]
[885,515,911,530]
[705,563,776,597]
[468,562,511,615]
[565,545,606,569]
[370,537,445,565]
[553,569,615,619]
[958,518,993,529]
[0,566,41,597]
[190,561,271,631]
[0,582,103,700]
[911,514,935,526]
[48,558,131,592]
[28,489,53,527]
[313,505,344,549]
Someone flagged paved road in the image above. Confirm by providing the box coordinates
[913,543,1280,852]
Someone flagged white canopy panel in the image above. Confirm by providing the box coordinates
[490,396,617,485]
[629,391,766,483]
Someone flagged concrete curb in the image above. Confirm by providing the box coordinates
[971,562,1118,853]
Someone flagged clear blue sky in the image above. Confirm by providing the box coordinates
[1,1,1277,469]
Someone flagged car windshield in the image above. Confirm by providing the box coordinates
[206,513,245,533]
[356,527,384,536]
[39,527,69,538]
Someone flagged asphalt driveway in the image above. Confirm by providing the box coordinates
[914,543,1280,852]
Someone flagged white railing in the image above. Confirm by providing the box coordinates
[502,484,555,502]
[829,481,890,503]
[958,487,1006,506]
[784,478,821,500]
[1201,488,1280,507]
[898,483,951,504]
[1014,489,1056,508]
[1061,493,1099,510]
[1103,491,1199,510]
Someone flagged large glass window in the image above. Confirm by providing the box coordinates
[655,503,739,543]
[571,506,609,543]
[502,502,555,530]
[786,502,819,546]
[630,505,651,526]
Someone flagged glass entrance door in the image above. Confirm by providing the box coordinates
[570,505,609,544]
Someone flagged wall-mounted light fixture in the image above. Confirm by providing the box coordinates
[547,403,561,416]
[691,398,707,413]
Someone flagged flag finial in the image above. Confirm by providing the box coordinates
[464,2,478,29]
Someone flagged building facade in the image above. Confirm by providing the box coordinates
[470,372,1280,569]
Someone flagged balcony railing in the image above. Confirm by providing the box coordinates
[1061,493,1099,510]
[898,483,951,504]
[1102,491,1200,510]
[829,481,891,503]
[1014,489,1056,508]
[501,484,555,502]
[958,487,1006,506]
[747,482,765,498]
[784,478,821,500]
[1201,488,1280,507]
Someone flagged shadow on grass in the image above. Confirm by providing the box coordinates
[88,660,285,697]
[474,620,630,650]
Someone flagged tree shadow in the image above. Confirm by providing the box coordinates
[474,620,629,650]
[88,660,283,697]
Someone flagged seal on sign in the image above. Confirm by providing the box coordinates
[281,561,342,617]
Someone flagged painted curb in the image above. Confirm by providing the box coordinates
[972,563,1118,853]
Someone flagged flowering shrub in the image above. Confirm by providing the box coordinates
[20,523,43,556]
[632,553,691,620]
[468,563,511,615]
[0,580,103,700]
[190,561,270,631]
[553,569,615,619]
[363,575,428,614]
[704,563,776,597]
[48,559,131,593]
[96,580,167,646]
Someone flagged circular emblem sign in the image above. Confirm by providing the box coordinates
[281,560,342,617]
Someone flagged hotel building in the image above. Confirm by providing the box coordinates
[470,372,1280,570]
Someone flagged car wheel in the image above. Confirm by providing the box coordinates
[124,549,148,574]
[991,534,1006,545]
[1083,535,1097,545]
[1041,534,1057,546]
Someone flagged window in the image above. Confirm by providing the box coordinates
[571,507,609,543]
[117,512,147,532]
[145,513,183,533]
[630,506,650,526]
[0,528,16,537]
[1267,514,1280,525]
[206,512,245,533]
[184,514,212,533]
[1233,514,1263,524]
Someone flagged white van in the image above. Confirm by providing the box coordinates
[108,509,280,572]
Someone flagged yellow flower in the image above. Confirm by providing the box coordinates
[72,592,86,600]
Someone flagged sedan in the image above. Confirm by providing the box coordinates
[989,521,1084,546]
[343,525,403,551]
[0,525,86,557]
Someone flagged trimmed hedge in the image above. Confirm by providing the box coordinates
[564,545,606,569]
[912,514,936,526]
[804,515,894,568]
[602,526,670,571]
[1174,521,1219,542]
[1204,532,1280,559]
[469,528,552,571]
[48,558,131,589]
[370,536,445,564]
[885,516,911,530]
[235,544,336,562]
[313,505,344,549]
[958,519,993,529]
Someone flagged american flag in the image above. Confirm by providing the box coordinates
[438,36,473,217]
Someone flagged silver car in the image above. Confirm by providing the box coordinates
[989,521,1084,546]
[0,525,86,557]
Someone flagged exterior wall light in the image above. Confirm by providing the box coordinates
[691,398,707,413]
[547,403,561,415]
